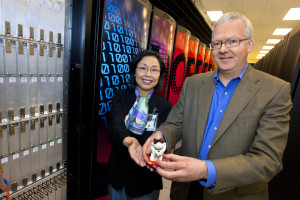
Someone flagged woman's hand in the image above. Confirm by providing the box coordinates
[123,137,146,167]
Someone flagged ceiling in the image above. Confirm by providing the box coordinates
[196,0,300,63]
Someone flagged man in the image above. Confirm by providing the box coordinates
[141,12,293,200]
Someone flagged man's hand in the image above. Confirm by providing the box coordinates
[142,131,164,169]
[155,153,208,182]
[123,137,146,167]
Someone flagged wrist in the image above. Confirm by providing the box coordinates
[123,136,133,148]
[202,160,209,179]
[123,136,139,148]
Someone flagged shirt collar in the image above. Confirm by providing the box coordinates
[213,62,249,83]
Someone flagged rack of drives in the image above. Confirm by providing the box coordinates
[0,0,70,199]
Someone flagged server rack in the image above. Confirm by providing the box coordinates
[254,23,300,200]
[0,0,71,199]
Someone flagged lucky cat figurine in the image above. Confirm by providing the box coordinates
[150,138,166,162]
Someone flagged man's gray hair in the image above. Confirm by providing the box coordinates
[213,12,254,39]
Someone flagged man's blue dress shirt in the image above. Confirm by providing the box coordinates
[199,64,248,187]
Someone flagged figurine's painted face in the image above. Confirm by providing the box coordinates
[152,138,165,150]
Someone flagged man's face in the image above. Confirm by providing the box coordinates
[211,19,254,75]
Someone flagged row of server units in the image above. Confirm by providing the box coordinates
[0,0,70,199]
[252,10,300,200]
[98,0,216,127]
[254,23,300,94]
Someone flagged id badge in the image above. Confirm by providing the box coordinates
[146,113,158,131]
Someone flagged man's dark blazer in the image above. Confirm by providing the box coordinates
[106,88,172,197]
[157,66,293,200]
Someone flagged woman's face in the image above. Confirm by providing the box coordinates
[135,56,161,96]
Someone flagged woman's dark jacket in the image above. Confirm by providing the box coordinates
[106,88,172,197]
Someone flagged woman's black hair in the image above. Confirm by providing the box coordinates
[129,50,166,90]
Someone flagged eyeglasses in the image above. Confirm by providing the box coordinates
[209,38,250,50]
[137,67,160,75]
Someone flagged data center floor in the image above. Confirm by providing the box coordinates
[159,178,171,200]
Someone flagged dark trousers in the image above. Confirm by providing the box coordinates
[186,181,204,200]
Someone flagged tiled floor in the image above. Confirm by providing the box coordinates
[159,178,171,200]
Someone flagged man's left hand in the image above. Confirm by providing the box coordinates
[154,153,208,182]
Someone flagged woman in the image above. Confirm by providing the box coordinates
[107,50,172,200]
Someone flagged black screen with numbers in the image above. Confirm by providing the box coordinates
[99,0,151,125]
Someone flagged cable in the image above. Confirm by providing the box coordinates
[0,183,9,199]
[0,164,9,200]
[0,164,3,174]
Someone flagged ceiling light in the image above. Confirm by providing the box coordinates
[260,50,269,53]
[256,56,262,59]
[263,46,274,50]
[272,28,292,35]
[258,54,265,57]
[207,11,223,21]
[283,8,300,20]
[266,39,281,44]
